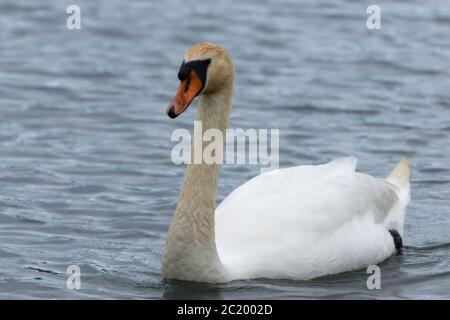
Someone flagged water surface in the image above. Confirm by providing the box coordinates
[0,0,449,299]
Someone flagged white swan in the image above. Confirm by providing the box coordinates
[162,42,411,283]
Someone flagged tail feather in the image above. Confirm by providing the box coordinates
[385,158,411,237]
[386,157,410,192]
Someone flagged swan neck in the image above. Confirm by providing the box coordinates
[198,83,233,134]
[162,83,233,282]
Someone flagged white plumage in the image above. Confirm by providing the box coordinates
[216,156,410,280]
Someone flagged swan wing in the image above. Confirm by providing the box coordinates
[215,156,403,280]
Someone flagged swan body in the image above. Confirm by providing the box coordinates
[162,42,411,283]
[216,156,410,280]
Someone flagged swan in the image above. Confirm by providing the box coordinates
[162,42,411,283]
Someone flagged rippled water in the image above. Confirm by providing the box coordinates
[0,0,449,299]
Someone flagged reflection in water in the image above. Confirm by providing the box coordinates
[162,280,223,300]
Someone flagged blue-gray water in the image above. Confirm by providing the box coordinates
[0,0,449,299]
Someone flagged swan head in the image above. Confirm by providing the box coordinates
[167,42,234,118]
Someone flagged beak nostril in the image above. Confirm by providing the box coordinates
[167,106,177,119]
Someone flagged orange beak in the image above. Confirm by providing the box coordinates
[167,70,204,118]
